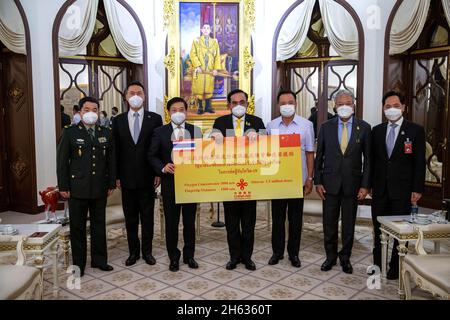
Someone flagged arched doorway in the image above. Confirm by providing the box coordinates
[384,0,450,209]
[52,0,148,140]
[272,0,364,138]
[0,0,37,213]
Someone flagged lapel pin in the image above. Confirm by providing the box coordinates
[401,131,405,135]
[356,126,360,130]
[245,121,250,126]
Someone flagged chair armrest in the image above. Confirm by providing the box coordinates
[413,227,427,256]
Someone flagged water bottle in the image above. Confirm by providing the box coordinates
[410,204,418,223]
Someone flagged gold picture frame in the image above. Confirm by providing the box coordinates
[163,0,255,126]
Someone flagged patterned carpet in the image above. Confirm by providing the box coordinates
[33,202,447,300]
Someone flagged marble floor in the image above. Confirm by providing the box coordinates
[1,203,448,300]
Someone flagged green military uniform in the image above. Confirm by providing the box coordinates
[57,123,116,273]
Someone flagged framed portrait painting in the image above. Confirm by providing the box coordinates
[164,0,255,129]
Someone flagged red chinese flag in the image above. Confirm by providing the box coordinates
[279,134,301,148]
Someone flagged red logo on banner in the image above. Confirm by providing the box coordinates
[236,179,248,190]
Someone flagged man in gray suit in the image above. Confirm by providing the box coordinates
[314,90,371,274]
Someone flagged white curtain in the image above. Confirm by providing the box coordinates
[0,0,25,54]
[443,0,450,30]
[59,0,99,57]
[291,68,316,118]
[276,0,315,61]
[389,0,430,55]
[318,0,358,60]
[103,0,143,64]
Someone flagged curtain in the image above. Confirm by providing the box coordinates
[0,0,25,54]
[276,0,315,61]
[389,0,430,55]
[291,68,316,118]
[103,0,143,64]
[318,0,358,60]
[59,0,99,57]
[442,0,450,31]
[99,66,124,116]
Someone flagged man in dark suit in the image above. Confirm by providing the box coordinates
[61,105,71,128]
[212,89,266,271]
[57,96,116,276]
[371,91,425,280]
[112,81,163,266]
[314,89,371,274]
[149,97,202,272]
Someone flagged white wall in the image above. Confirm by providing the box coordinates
[14,0,397,209]
[19,0,66,206]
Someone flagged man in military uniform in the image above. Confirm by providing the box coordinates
[57,96,116,276]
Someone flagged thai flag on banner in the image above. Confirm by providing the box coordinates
[173,139,196,151]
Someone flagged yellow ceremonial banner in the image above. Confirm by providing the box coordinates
[173,134,303,204]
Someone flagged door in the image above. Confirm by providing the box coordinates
[3,51,37,213]
[410,52,450,209]
[0,50,10,212]
[286,59,359,139]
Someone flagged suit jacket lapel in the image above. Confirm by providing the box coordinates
[330,117,341,154]
[227,114,235,136]
[136,111,151,145]
[122,112,135,145]
[344,118,358,156]
[390,120,408,158]
[381,122,389,159]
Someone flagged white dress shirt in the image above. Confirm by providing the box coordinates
[232,115,246,133]
[128,107,144,137]
[385,116,404,145]
[171,122,186,140]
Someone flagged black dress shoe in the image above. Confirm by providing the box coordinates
[268,255,283,265]
[386,268,399,280]
[289,256,301,268]
[244,260,256,271]
[183,258,199,269]
[91,264,114,272]
[143,254,156,265]
[341,260,353,274]
[169,260,179,272]
[226,260,239,270]
[205,108,215,114]
[321,259,337,271]
[197,108,204,115]
[125,255,140,266]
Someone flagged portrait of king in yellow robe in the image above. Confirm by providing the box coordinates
[190,24,222,115]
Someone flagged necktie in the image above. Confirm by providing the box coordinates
[235,118,243,137]
[386,123,398,158]
[340,122,348,154]
[88,128,95,142]
[133,112,140,144]
[176,126,184,141]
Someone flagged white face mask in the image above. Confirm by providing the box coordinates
[336,105,354,119]
[82,111,98,125]
[73,113,81,124]
[231,105,246,118]
[128,95,144,109]
[384,108,402,121]
[171,112,186,125]
[280,104,296,118]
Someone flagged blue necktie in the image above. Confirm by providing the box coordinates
[386,123,398,158]
[133,112,140,144]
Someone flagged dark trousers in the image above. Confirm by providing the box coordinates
[371,192,410,271]
[323,190,358,262]
[271,198,304,258]
[121,187,155,257]
[223,200,257,262]
[69,197,107,272]
[162,190,196,262]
